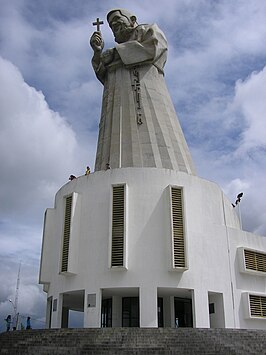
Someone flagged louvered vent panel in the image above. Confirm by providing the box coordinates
[171,187,185,268]
[244,250,266,273]
[112,186,124,267]
[61,195,72,272]
[249,295,266,317]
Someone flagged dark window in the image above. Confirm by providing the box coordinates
[209,303,215,314]
[158,297,164,327]
[53,298,57,312]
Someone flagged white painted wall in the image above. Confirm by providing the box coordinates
[227,228,266,329]
[39,167,266,329]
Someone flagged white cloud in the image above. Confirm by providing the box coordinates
[0,56,89,328]
[0,56,87,222]
[232,67,266,155]
[193,67,266,236]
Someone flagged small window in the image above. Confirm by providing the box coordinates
[53,299,57,312]
[111,185,125,267]
[171,187,185,268]
[87,294,96,308]
[244,249,266,273]
[249,294,266,318]
[209,303,215,314]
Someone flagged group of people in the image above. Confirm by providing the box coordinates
[68,163,111,181]
[69,166,91,181]
[4,315,31,332]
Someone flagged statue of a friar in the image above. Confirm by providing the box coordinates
[90,9,195,174]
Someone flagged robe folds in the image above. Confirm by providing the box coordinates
[93,23,195,174]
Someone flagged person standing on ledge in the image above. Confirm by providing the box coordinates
[4,315,11,332]
[26,316,32,329]
[85,166,91,175]
[90,9,196,174]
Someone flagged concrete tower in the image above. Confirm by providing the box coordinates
[40,10,266,329]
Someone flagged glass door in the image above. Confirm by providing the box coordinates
[122,297,139,327]
[101,298,112,327]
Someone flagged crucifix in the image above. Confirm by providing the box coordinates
[93,17,104,31]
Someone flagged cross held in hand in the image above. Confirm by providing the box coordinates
[93,17,104,31]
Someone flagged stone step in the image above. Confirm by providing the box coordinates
[0,328,265,355]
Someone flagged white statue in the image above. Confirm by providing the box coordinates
[90,9,195,174]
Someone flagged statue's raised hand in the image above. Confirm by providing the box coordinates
[90,31,104,52]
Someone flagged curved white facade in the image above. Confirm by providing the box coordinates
[40,168,266,329]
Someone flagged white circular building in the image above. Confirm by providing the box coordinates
[40,166,266,329]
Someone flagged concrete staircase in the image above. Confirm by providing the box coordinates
[0,328,266,354]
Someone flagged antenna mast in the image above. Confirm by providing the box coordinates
[14,261,21,321]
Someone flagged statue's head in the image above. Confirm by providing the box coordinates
[107,9,137,43]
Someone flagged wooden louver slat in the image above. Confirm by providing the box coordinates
[112,186,124,267]
[249,295,266,317]
[244,249,266,273]
[61,195,72,272]
[171,187,185,268]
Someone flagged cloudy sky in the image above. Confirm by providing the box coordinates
[0,0,265,330]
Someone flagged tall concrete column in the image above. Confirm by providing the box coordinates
[192,289,210,328]
[112,296,122,327]
[140,286,158,327]
[162,296,172,327]
[45,297,52,328]
[169,296,176,328]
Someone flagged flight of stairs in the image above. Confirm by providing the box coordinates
[0,327,266,354]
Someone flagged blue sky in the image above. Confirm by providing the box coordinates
[0,0,266,329]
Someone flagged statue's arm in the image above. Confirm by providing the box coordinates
[116,24,167,67]
[90,31,106,84]
[91,54,106,85]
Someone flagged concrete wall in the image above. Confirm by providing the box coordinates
[227,228,266,329]
[39,167,266,329]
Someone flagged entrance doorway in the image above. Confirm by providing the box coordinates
[122,297,139,327]
[174,297,193,327]
[208,292,225,328]
[60,290,84,328]
[101,298,112,327]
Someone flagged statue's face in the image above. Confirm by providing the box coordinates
[108,12,134,43]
